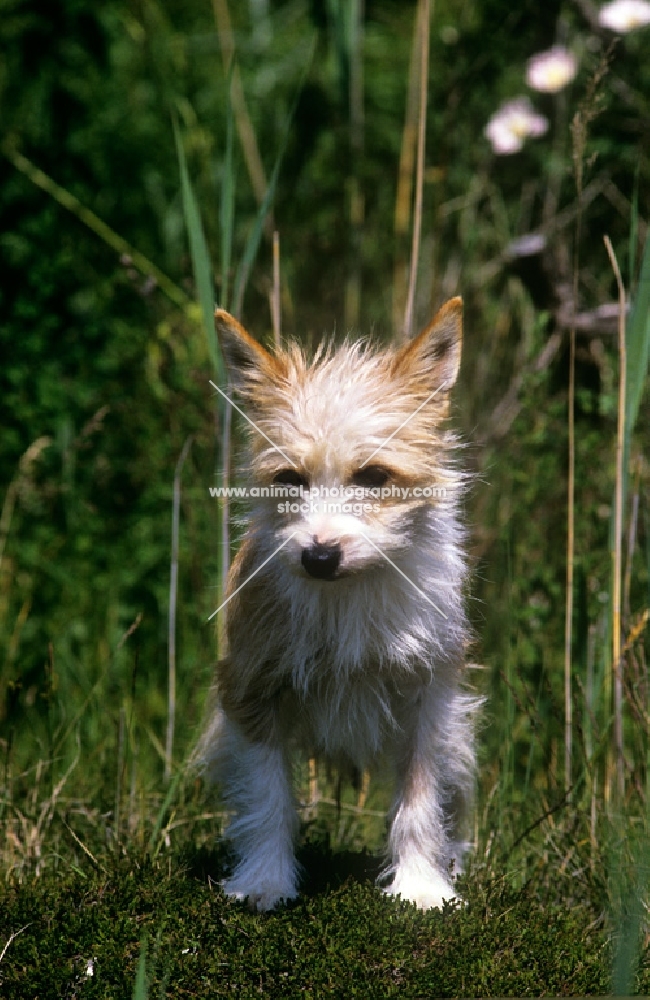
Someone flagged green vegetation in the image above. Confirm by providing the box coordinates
[0,849,618,997]
[1,0,649,994]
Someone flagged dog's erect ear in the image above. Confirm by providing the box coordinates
[393,297,463,391]
[215,309,282,388]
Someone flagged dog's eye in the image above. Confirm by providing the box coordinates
[351,465,390,488]
[274,468,309,489]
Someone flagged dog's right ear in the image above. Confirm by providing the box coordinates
[391,297,463,393]
[215,309,283,389]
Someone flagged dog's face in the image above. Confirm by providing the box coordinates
[216,300,463,581]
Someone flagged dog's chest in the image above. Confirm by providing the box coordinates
[261,581,436,761]
[275,643,424,765]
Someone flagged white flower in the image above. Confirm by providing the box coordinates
[485,98,549,155]
[507,233,547,258]
[598,0,650,31]
[526,45,578,93]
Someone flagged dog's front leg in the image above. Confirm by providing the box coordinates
[218,713,300,911]
[385,684,474,910]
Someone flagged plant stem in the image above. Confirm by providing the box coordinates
[403,0,431,340]
[166,436,193,784]
[604,233,627,802]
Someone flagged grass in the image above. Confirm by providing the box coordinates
[2,2,650,996]
[0,674,638,997]
[0,744,647,996]
[0,835,620,998]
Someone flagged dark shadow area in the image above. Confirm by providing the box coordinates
[298,842,383,897]
[181,842,233,885]
[182,838,383,900]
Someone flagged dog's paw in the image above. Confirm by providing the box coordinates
[384,866,458,911]
[222,874,298,912]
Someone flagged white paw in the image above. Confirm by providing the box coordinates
[222,873,298,912]
[385,865,458,910]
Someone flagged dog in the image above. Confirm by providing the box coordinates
[200,298,479,911]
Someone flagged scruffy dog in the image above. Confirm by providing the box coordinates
[200,299,479,911]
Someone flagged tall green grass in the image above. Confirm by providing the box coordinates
[607,227,650,994]
[1,3,649,992]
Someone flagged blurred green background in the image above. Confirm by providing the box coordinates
[1,0,649,885]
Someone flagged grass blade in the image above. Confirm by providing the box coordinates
[624,230,650,449]
[133,935,149,1000]
[604,235,626,800]
[172,115,222,382]
[608,230,650,584]
[166,435,193,784]
[173,112,233,719]
[628,164,639,288]
[611,825,650,996]
[220,84,236,312]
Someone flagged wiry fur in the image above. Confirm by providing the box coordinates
[199,298,480,911]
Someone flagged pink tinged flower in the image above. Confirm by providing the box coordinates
[526,45,578,93]
[598,0,650,30]
[485,98,549,155]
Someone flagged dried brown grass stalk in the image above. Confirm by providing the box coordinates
[402,0,432,341]
[272,230,281,350]
[565,323,575,798]
[393,4,422,338]
[345,0,365,331]
[0,925,30,965]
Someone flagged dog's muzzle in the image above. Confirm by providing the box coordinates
[301,541,342,581]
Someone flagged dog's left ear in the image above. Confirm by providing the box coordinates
[393,297,463,391]
[215,308,284,391]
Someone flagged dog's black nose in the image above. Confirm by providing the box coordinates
[301,541,342,580]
